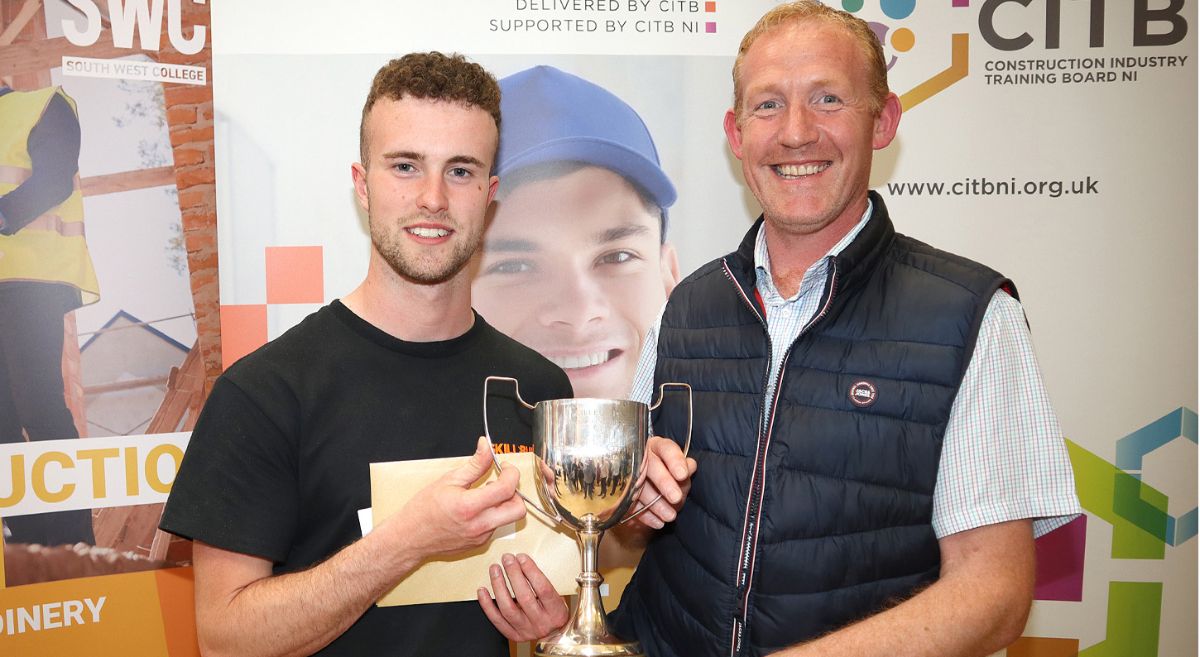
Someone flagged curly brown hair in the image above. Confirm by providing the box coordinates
[359,52,501,163]
[732,1,889,122]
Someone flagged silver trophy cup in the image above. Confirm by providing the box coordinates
[483,376,692,657]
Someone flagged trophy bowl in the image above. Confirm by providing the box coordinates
[484,377,692,657]
[533,398,647,531]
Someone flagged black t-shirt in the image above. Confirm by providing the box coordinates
[160,301,571,656]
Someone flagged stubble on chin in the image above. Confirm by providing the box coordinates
[371,216,483,285]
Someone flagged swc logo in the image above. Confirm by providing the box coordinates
[61,0,207,56]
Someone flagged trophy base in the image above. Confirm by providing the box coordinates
[534,635,644,657]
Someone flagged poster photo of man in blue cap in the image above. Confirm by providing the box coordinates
[472,65,680,401]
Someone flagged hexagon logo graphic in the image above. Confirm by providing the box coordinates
[1114,407,1197,546]
[837,0,971,111]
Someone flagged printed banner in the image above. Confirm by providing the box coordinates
[1,0,210,654]
[0,433,188,519]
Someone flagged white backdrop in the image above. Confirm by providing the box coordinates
[211,1,1197,655]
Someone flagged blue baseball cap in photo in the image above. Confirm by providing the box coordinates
[497,66,677,219]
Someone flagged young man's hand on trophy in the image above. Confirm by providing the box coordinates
[384,437,529,560]
[476,434,696,645]
[477,379,696,654]
[478,551,572,642]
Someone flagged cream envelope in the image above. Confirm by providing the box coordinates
[370,451,579,606]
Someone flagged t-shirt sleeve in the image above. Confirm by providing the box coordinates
[159,375,300,563]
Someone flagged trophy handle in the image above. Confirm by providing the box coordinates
[482,376,564,525]
[620,382,693,525]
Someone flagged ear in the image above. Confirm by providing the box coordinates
[487,174,499,205]
[659,242,681,296]
[723,109,745,160]
[351,162,370,212]
[872,92,902,150]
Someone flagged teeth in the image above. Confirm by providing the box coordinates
[775,162,829,177]
[408,227,449,238]
[549,351,612,370]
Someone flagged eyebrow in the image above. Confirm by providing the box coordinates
[380,150,422,161]
[485,222,653,253]
[746,75,841,99]
[448,155,488,169]
[596,223,651,243]
[379,151,487,169]
[485,238,540,253]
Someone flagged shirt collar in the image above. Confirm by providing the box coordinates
[754,199,874,303]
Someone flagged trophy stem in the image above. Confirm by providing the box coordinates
[535,524,644,657]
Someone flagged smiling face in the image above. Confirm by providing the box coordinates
[352,96,499,286]
[472,166,678,399]
[724,19,900,240]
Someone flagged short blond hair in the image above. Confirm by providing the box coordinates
[732,1,889,121]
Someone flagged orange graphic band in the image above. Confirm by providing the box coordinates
[900,33,969,112]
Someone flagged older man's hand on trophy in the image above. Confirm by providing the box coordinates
[629,437,697,530]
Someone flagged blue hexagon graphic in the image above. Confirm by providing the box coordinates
[1114,407,1197,546]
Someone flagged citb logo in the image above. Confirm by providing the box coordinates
[837,0,1190,108]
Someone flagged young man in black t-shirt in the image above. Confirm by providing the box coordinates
[160,53,573,657]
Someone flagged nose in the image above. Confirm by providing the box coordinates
[779,104,818,149]
[536,267,610,329]
[416,173,449,215]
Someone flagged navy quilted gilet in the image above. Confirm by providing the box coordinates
[612,193,1012,657]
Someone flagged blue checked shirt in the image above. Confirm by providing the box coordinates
[631,202,1081,538]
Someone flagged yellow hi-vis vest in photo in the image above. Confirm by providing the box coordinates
[0,86,99,306]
